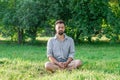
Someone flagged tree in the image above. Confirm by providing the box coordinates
[104,0,120,42]
[1,0,49,44]
[67,0,119,43]
[1,0,120,44]
[1,0,19,41]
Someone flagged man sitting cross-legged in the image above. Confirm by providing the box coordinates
[45,20,82,72]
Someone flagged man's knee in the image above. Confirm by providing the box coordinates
[45,62,52,70]
[45,62,59,72]
[75,60,82,67]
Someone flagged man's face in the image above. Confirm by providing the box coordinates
[55,23,65,35]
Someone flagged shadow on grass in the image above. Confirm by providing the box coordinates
[1,39,120,46]
[0,40,47,46]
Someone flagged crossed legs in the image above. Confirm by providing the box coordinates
[45,60,82,72]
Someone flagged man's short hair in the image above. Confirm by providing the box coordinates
[55,20,64,25]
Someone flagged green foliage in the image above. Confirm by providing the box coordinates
[68,0,109,42]
[106,0,120,42]
[0,0,19,41]
[0,0,120,43]
[0,0,50,43]
[47,0,72,21]
[16,0,44,41]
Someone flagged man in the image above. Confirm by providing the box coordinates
[45,20,82,72]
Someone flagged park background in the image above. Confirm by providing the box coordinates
[0,0,120,80]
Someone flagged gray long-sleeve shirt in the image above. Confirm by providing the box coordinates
[47,34,75,62]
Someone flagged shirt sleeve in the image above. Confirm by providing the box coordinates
[68,38,75,59]
[47,38,53,57]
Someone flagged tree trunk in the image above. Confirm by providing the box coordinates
[26,27,37,43]
[88,36,92,43]
[31,27,37,42]
[18,28,23,44]
[75,30,82,43]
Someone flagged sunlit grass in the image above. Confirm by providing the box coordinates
[36,37,50,41]
[0,36,11,41]
[0,42,120,80]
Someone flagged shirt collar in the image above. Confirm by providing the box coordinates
[54,33,68,40]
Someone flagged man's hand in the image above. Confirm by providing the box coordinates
[57,62,69,69]
[58,62,64,68]
[63,62,69,68]
[63,57,73,68]
[58,58,73,69]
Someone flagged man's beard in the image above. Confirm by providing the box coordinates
[58,31,64,35]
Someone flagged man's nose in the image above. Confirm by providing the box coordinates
[59,27,63,30]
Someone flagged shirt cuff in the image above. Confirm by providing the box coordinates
[68,55,74,59]
[47,54,53,58]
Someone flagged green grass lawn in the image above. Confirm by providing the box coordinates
[0,42,120,80]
